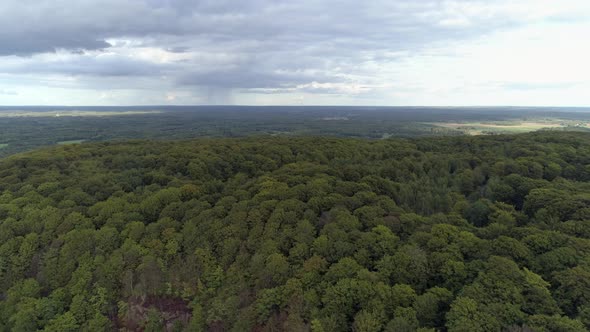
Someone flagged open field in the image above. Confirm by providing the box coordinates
[429,119,589,135]
[57,140,86,145]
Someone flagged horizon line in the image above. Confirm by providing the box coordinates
[1,105,590,109]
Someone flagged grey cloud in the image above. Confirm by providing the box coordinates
[1,0,522,56]
[0,38,111,57]
[1,54,168,77]
[0,0,185,56]
[177,66,341,89]
[0,0,568,95]
[165,47,191,54]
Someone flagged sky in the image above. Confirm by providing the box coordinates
[0,0,589,106]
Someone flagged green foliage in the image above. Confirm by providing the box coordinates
[43,312,79,332]
[446,297,501,332]
[527,314,586,332]
[0,132,589,330]
[385,307,419,332]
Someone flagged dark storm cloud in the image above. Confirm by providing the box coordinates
[0,0,555,95]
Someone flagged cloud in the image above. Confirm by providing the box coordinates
[497,82,582,91]
[0,89,18,95]
[2,53,168,77]
[1,0,589,105]
[2,0,532,57]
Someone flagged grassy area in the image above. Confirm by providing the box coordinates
[57,140,86,145]
[428,119,586,135]
[0,144,7,149]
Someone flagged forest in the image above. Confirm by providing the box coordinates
[0,131,590,331]
[2,106,590,159]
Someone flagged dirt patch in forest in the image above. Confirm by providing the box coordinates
[116,295,192,331]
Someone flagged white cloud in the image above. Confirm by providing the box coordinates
[0,0,589,105]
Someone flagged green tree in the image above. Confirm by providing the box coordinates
[446,297,500,332]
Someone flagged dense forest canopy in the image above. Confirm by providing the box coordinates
[1,131,590,331]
